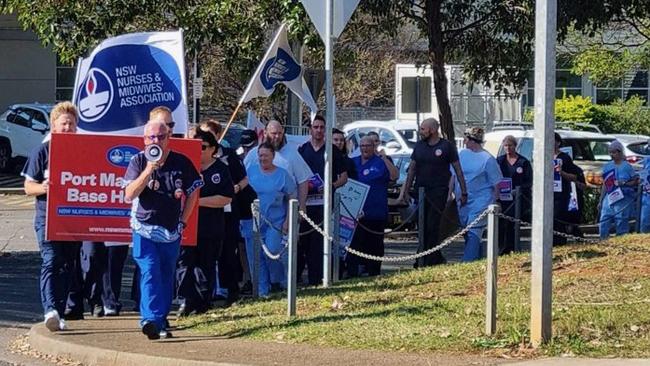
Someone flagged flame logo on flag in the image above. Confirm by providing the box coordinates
[76,68,114,122]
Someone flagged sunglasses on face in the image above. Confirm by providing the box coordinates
[166,121,176,129]
[201,144,212,151]
[145,134,168,141]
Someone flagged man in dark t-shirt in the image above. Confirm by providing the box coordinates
[298,116,348,285]
[399,118,467,267]
[124,120,202,340]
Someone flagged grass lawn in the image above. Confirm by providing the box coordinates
[179,235,650,358]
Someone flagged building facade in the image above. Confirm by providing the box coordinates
[0,14,74,112]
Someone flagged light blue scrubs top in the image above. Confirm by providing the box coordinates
[247,165,297,225]
[454,149,503,236]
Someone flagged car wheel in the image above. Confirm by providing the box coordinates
[0,141,14,173]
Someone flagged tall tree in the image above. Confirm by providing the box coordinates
[362,0,538,140]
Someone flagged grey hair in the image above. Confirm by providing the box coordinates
[608,140,626,158]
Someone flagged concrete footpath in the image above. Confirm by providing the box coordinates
[26,315,649,366]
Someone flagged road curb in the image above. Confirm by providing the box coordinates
[28,324,248,366]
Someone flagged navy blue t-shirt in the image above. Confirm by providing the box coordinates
[21,142,49,226]
[217,146,251,219]
[410,138,459,189]
[354,154,391,221]
[298,142,346,197]
[198,159,234,238]
[124,150,203,232]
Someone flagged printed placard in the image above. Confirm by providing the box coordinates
[498,178,513,201]
[46,133,200,245]
[553,159,563,192]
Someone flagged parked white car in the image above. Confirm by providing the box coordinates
[484,129,616,187]
[342,120,418,157]
[609,134,650,165]
[0,103,53,172]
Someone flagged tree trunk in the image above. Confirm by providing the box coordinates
[425,0,455,142]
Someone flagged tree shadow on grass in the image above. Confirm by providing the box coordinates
[520,249,607,270]
[204,302,455,339]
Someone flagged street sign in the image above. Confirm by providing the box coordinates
[300,0,360,41]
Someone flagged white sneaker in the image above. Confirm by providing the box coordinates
[44,310,60,332]
[58,319,67,331]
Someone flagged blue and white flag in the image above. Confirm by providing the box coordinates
[240,23,318,119]
[72,31,189,136]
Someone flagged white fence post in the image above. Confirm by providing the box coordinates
[287,199,299,317]
[486,204,500,335]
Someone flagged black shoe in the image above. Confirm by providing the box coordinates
[240,281,253,296]
[142,322,160,340]
[92,305,104,317]
[270,283,283,293]
[63,309,84,321]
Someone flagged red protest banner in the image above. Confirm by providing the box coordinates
[46,133,200,245]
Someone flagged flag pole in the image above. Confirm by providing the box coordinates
[219,101,243,142]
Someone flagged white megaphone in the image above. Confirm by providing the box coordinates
[144,144,163,162]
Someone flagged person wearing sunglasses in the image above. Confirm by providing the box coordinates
[124,120,203,340]
[176,128,233,316]
[598,140,639,239]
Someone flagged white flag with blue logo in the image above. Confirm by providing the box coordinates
[72,30,189,136]
[240,23,318,119]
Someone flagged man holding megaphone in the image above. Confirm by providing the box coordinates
[124,120,203,340]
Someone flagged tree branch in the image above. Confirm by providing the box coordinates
[622,17,650,42]
[442,9,498,41]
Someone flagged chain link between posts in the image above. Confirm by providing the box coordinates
[300,205,604,262]
[251,204,289,261]
[495,212,600,244]
[300,206,493,263]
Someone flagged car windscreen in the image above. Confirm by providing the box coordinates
[563,139,612,161]
[627,141,650,155]
[500,137,612,162]
[396,129,417,148]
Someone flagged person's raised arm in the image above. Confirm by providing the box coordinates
[125,162,156,202]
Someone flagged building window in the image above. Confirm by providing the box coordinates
[595,70,648,105]
[56,58,75,102]
[525,69,582,107]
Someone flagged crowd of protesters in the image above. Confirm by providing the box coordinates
[23,102,650,339]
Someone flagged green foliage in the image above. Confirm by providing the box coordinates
[593,96,650,135]
[570,47,641,85]
[555,93,598,123]
[522,93,650,136]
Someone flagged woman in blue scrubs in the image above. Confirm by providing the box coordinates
[246,142,297,297]
[455,128,502,262]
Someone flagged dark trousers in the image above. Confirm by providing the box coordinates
[298,205,324,285]
[176,236,222,311]
[346,219,385,277]
[131,265,140,311]
[218,213,242,294]
[498,200,516,255]
[102,245,129,311]
[416,187,448,267]
[35,223,80,317]
[65,242,129,313]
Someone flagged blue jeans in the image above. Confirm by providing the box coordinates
[641,194,650,233]
[132,232,180,330]
[35,223,80,316]
[599,195,633,239]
